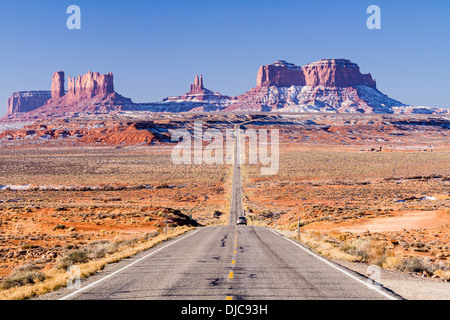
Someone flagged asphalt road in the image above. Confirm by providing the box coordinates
[44,125,395,300]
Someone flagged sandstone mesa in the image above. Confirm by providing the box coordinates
[3,59,448,120]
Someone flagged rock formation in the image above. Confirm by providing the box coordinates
[189,74,204,94]
[40,71,131,116]
[3,71,135,121]
[66,71,115,102]
[227,59,401,113]
[51,71,65,100]
[256,59,376,89]
[7,91,52,115]
[256,60,305,88]
[162,74,236,108]
[4,60,446,119]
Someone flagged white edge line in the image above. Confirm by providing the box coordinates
[268,228,398,300]
[59,228,203,300]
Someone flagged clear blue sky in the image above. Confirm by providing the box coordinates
[1,0,449,115]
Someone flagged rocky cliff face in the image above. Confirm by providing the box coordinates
[4,60,446,119]
[256,60,305,88]
[43,71,131,113]
[66,71,115,102]
[256,59,376,89]
[302,59,376,88]
[4,71,134,120]
[227,59,400,113]
[51,71,65,100]
[7,91,52,115]
[189,74,205,94]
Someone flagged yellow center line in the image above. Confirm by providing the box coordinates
[228,271,234,279]
[231,260,236,264]
[226,296,233,300]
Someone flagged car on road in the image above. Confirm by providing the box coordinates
[237,216,247,225]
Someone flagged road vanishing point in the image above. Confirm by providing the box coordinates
[51,123,396,300]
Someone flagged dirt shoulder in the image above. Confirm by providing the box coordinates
[275,229,449,300]
[334,259,450,300]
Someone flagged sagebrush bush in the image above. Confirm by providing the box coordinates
[341,239,370,261]
[57,249,89,270]
[0,264,45,289]
[340,238,386,265]
[400,257,428,273]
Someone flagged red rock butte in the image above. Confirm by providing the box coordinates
[256,59,377,89]
[51,71,65,100]
[3,59,448,118]
[189,74,205,94]
[163,74,235,103]
[50,71,115,104]
[44,71,131,109]
[7,91,51,115]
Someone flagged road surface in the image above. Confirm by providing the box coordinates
[44,124,395,300]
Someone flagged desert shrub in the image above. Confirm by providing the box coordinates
[341,239,370,261]
[57,249,89,270]
[0,264,45,290]
[84,240,120,259]
[340,238,386,265]
[143,231,159,240]
[400,257,428,273]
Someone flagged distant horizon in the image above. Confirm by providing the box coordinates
[1,0,449,114]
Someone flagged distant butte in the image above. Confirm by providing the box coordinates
[256,59,376,89]
[162,74,236,104]
[225,59,407,113]
[3,59,448,120]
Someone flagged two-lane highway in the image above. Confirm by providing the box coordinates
[44,124,395,300]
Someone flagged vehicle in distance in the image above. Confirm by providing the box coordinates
[237,216,247,225]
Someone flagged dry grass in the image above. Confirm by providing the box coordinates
[292,232,361,262]
[290,230,450,280]
[0,226,193,300]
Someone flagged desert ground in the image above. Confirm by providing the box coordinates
[241,114,450,279]
[0,112,449,298]
[0,144,232,296]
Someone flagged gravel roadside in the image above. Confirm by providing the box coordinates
[333,259,450,300]
[275,229,449,300]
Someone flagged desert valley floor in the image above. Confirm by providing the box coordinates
[0,112,448,298]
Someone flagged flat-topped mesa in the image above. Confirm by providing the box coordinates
[7,91,52,115]
[303,59,376,88]
[256,59,376,89]
[257,60,305,87]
